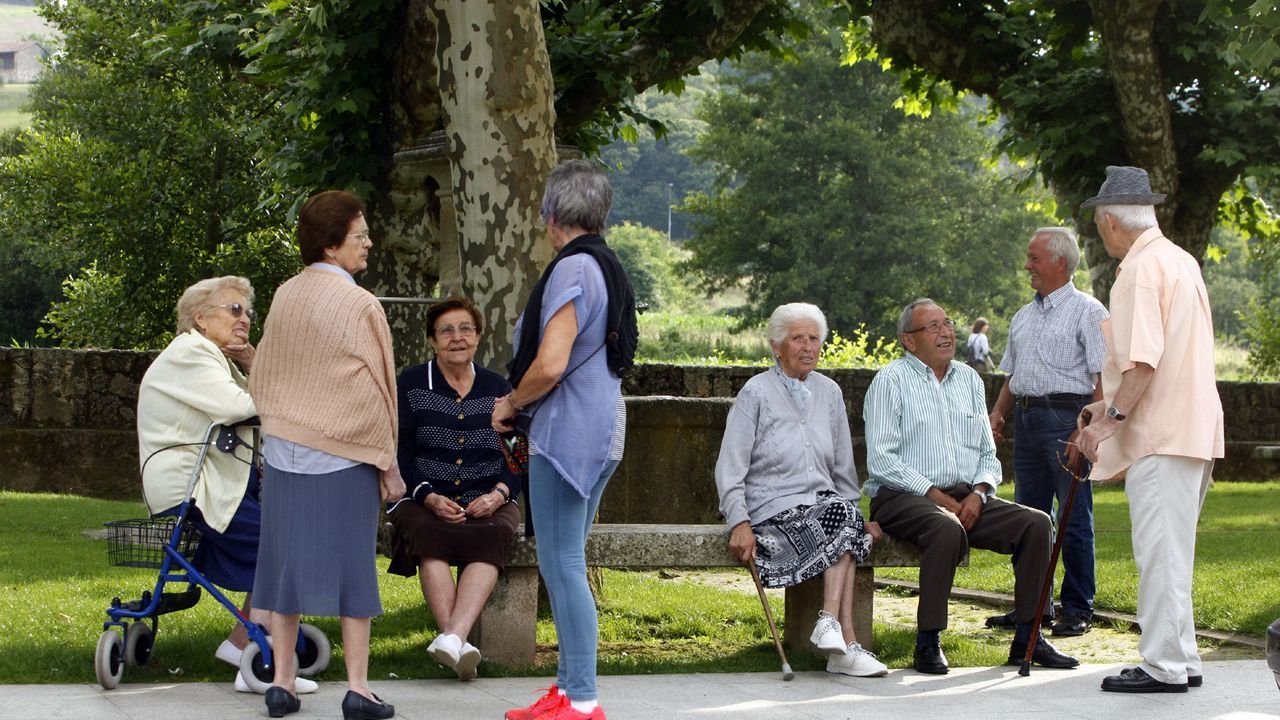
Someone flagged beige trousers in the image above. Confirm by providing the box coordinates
[1125,454,1212,684]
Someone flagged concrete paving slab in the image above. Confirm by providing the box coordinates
[3,660,1275,720]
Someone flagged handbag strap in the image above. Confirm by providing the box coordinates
[521,341,606,424]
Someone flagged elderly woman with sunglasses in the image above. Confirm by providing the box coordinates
[714,302,888,679]
[138,276,317,695]
[250,190,404,720]
[385,296,521,681]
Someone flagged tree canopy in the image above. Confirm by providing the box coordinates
[846,0,1280,304]
[0,0,296,349]
[683,12,1057,340]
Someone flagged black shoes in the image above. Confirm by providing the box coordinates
[1051,612,1092,637]
[1188,674,1204,688]
[265,687,301,718]
[913,642,950,674]
[1101,666,1188,693]
[985,610,1053,629]
[342,690,396,720]
[1008,636,1079,669]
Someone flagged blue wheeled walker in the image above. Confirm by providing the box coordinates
[94,420,330,691]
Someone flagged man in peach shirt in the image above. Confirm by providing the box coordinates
[1076,166,1224,694]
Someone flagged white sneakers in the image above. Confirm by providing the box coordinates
[826,642,889,677]
[812,613,889,677]
[234,671,318,694]
[215,639,243,667]
[810,611,847,654]
[428,633,482,681]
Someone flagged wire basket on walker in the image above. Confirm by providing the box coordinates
[94,420,330,691]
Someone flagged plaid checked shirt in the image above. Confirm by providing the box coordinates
[1000,281,1108,397]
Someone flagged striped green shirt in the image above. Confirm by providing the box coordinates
[862,354,1001,498]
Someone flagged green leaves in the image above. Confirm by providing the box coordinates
[684,24,1056,340]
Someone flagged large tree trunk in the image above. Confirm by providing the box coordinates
[428,0,558,368]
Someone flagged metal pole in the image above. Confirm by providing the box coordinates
[667,182,673,243]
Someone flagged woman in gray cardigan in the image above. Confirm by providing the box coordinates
[714,302,887,678]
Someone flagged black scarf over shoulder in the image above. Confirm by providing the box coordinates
[506,233,638,389]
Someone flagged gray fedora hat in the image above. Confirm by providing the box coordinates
[1080,165,1166,208]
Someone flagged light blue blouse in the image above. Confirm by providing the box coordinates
[514,254,622,498]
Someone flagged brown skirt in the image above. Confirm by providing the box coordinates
[386,499,520,577]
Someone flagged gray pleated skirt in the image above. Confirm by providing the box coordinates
[253,461,383,617]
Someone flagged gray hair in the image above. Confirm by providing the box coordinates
[766,303,828,347]
[176,276,254,334]
[897,298,937,340]
[1033,226,1081,275]
[1096,203,1158,232]
[541,159,612,233]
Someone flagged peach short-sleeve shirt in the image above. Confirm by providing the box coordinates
[1091,228,1224,480]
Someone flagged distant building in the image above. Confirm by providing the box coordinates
[0,41,50,84]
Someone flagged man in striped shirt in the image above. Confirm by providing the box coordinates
[864,298,1077,675]
[986,228,1107,638]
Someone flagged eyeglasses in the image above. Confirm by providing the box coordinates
[349,230,371,242]
[905,318,956,334]
[436,324,477,338]
[215,303,257,323]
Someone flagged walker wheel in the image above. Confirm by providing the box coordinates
[239,637,296,695]
[123,621,154,667]
[296,623,331,676]
[95,629,124,689]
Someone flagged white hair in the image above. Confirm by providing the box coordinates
[176,276,254,334]
[766,303,828,347]
[1096,204,1158,232]
[1033,226,1081,275]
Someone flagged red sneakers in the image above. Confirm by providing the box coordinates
[505,687,607,720]
[504,686,562,720]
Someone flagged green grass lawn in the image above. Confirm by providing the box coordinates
[873,480,1280,637]
[1,483,1274,685]
[0,84,32,130]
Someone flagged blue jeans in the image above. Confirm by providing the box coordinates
[1012,402,1095,617]
[529,454,619,701]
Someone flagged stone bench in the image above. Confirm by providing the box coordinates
[454,523,939,666]
[1254,446,1280,461]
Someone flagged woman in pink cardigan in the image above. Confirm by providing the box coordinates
[249,190,404,720]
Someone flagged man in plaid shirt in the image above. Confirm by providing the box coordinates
[986,227,1108,638]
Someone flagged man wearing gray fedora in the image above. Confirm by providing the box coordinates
[1075,166,1224,694]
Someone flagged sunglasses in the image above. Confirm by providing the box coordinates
[215,303,257,323]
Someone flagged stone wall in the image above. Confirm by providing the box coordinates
[3,350,1278,508]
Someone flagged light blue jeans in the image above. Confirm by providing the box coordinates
[528,454,618,701]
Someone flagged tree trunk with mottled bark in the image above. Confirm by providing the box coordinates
[428,0,558,368]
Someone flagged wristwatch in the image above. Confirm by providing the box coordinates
[974,485,995,505]
[1106,406,1127,422]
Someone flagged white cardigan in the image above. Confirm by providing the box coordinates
[714,369,860,529]
[137,329,256,532]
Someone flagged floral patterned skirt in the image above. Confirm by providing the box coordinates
[752,491,872,589]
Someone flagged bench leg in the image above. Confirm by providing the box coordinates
[783,577,822,656]
[473,566,539,666]
[783,568,877,654]
[854,566,874,651]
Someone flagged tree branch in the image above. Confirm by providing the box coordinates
[554,0,778,133]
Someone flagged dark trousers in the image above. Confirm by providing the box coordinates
[1012,402,1096,617]
[871,486,1051,632]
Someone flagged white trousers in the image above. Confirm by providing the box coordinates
[1125,454,1212,684]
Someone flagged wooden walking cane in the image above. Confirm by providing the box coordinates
[748,556,795,681]
[1020,447,1088,676]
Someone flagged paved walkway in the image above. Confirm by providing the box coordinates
[9,660,1277,720]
